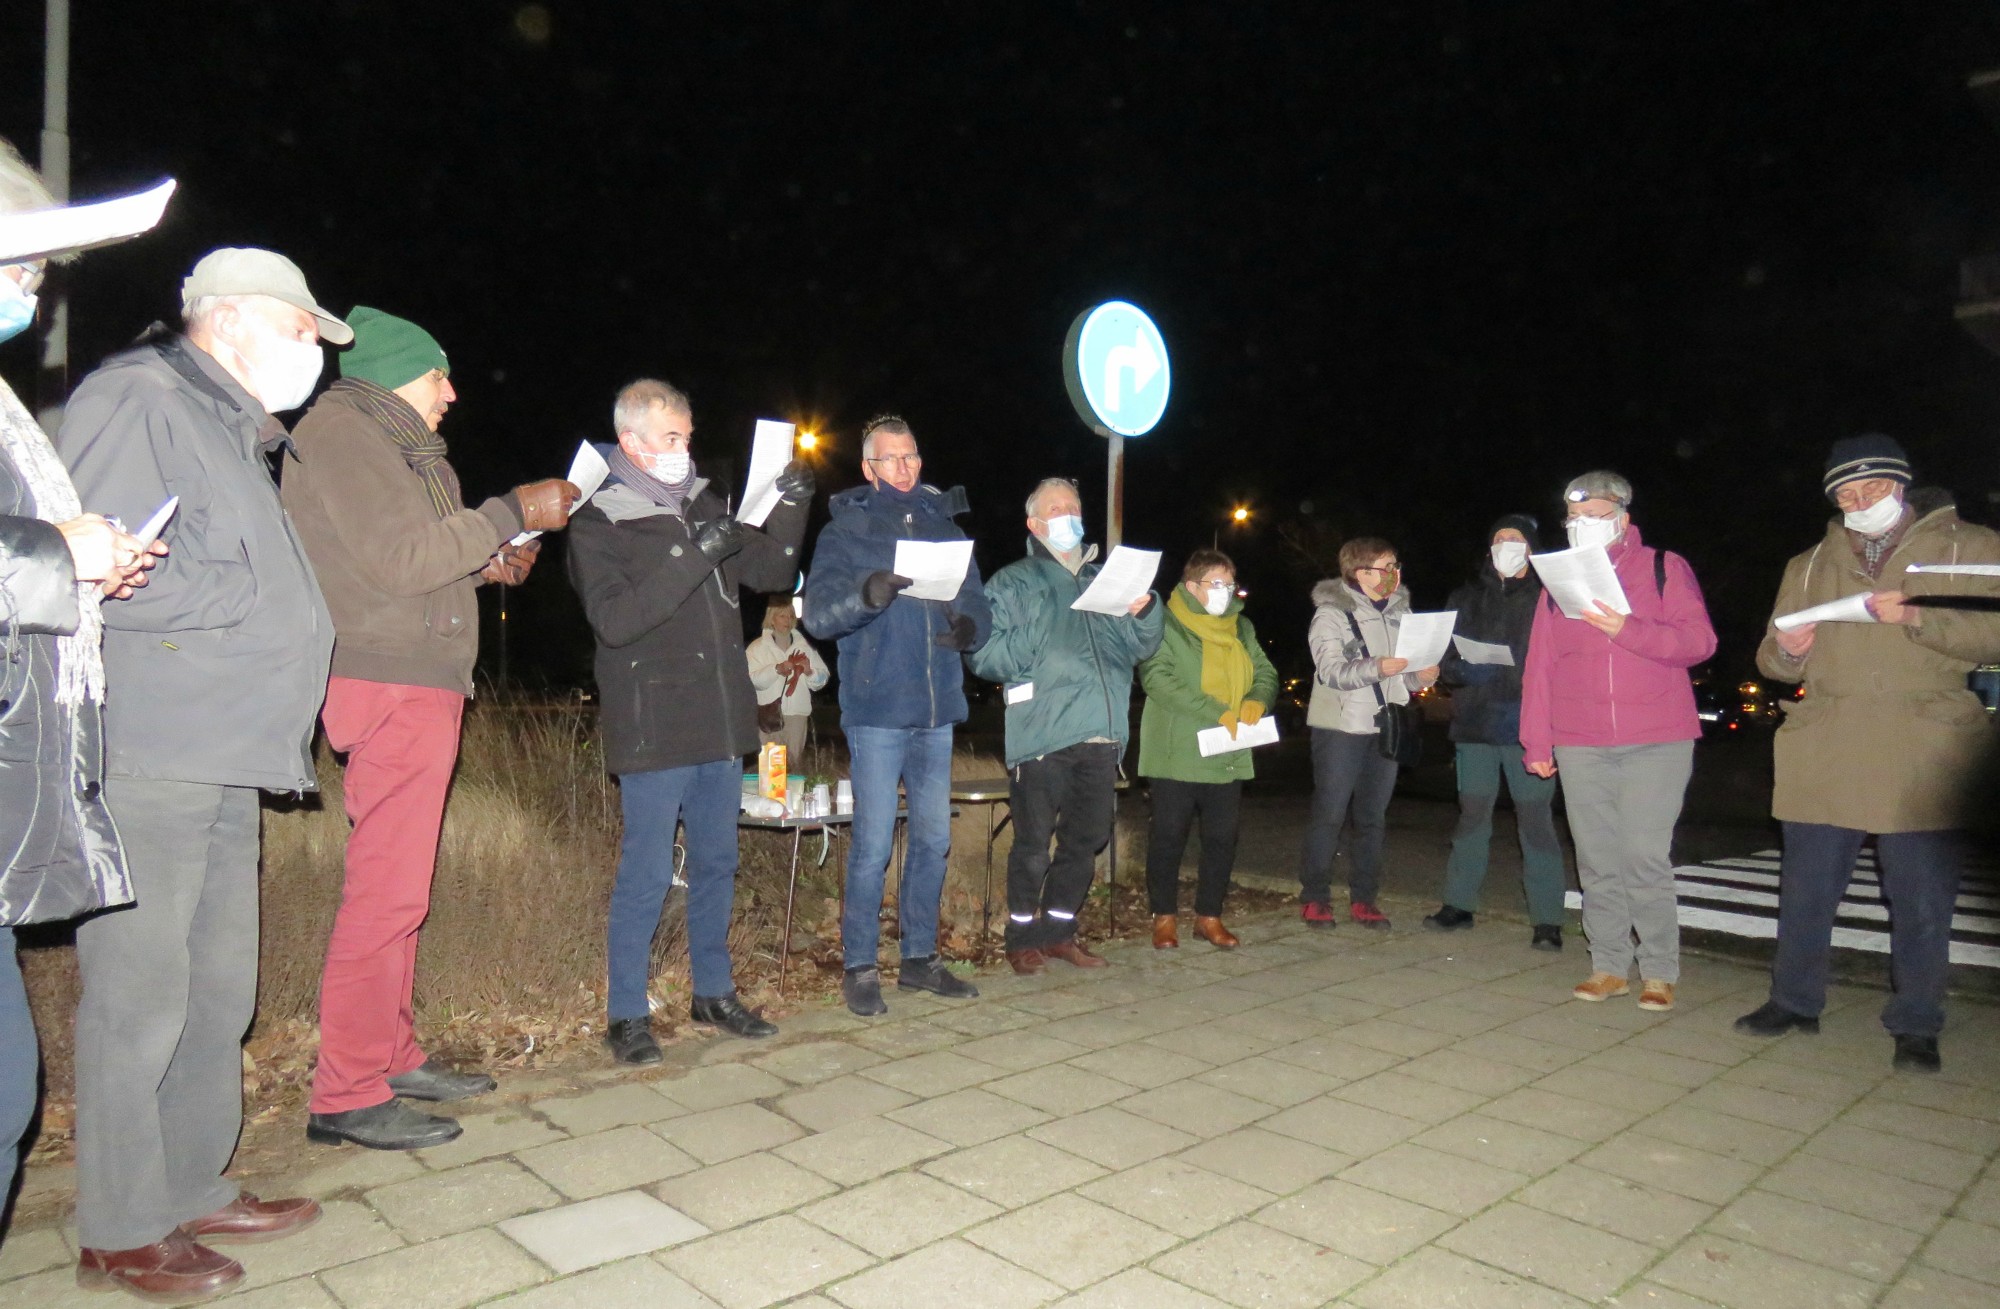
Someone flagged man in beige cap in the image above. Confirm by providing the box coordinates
[55,247,344,1301]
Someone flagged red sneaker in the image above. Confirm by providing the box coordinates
[1349,902,1392,931]
[1301,901,1338,928]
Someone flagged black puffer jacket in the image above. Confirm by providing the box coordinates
[568,471,807,774]
[0,381,130,926]
[1441,561,1543,746]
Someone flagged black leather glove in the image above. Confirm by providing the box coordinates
[694,517,748,564]
[774,459,815,504]
[935,612,978,651]
[862,571,913,610]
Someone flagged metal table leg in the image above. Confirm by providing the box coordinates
[779,825,803,997]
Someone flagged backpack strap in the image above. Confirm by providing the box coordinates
[1654,548,1669,598]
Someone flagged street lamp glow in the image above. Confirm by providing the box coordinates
[1231,506,1250,523]
[798,430,819,451]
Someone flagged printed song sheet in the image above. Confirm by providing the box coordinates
[1452,635,1515,666]
[893,538,975,602]
[511,441,610,545]
[1070,546,1162,614]
[1394,610,1457,670]
[1773,593,1877,632]
[1906,563,2000,577]
[1196,715,1280,756]
[0,179,175,265]
[738,419,797,527]
[1530,545,1631,619]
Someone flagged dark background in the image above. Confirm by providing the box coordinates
[7,1,2000,688]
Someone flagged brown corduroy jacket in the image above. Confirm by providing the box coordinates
[282,387,523,695]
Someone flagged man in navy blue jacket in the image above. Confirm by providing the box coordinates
[803,415,992,1016]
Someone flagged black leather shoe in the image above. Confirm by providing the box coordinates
[1893,1034,1942,1073]
[605,1017,663,1065]
[843,966,888,1017]
[897,955,979,998]
[691,993,777,1039]
[1531,924,1563,952]
[1423,905,1475,932]
[306,1099,462,1150]
[387,1059,497,1102]
[1733,1001,1820,1037]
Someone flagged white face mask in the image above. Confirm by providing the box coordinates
[0,275,37,344]
[227,315,323,412]
[1043,515,1084,553]
[642,449,692,483]
[1565,514,1621,551]
[1842,491,1903,537]
[1490,541,1529,576]
[1201,582,1232,616]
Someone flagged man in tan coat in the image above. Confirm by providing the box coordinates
[1736,435,2000,1072]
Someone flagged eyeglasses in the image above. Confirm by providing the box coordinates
[1356,565,1400,576]
[867,454,922,469]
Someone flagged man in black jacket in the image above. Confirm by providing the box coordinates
[567,379,812,1064]
[1424,513,1566,949]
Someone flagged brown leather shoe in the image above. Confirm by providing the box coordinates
[1193,915,1239,949]
[77,1230,244,1301]
[1152,915,1179,948]
[1573,972,1631,1002]
[1043,939,1108,968]
[181,1192,323,1245]
[1006,948,1046,975]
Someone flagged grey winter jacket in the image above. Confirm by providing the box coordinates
[57,331,334,792]
[1305,579,1426,735]
[0,380,131,926]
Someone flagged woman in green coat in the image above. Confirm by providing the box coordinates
[1139,549,1280,949]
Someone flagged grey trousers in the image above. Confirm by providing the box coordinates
[74,779,259,1250]
[1554,740,1693,984]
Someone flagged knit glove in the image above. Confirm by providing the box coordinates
[935,612,979,651]
[695,517,748,564]
[1239,699,1266,726]
[862,571,913,610]
[774,459,816,504]
[514,479,581,532]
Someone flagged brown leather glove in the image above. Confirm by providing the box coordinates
[480,539,541,586]
[514,479,581,532]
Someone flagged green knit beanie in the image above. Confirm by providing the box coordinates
[338,305,449,391]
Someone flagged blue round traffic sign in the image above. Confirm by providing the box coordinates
[1063,300,1171,437]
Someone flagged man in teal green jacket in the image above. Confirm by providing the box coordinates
[968,478,1163,972]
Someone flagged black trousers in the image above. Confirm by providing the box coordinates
[1005,742,1121,950]
[1144,777,1243,917]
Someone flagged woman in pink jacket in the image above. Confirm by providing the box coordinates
[1521,471,1716,1013]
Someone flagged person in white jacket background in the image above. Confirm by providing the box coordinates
[746,597,829,761]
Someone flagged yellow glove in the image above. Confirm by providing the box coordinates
[1217,708,1240,739]
[1239,699,1266,727]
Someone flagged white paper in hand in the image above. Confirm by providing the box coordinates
[1906,563,2000,577]
[893,539,974,602]
[1071,546,1161,614]
[131,496,179,550]
[738,419,796,528]
[1197,716,1280,756]
[1530,545,1631,619]
[511,441,611,546]
[1773,593,1877,632]
[0,178,175,266]
[1394,610,1457,670]
[1452,635,1515,666]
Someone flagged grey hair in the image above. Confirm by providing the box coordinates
[0,136,76,267]
[1025,477,1080,519]
[613,378,691,435]
[859,413,913,462]
[182,292,260,332]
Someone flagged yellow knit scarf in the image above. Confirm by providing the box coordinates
[1168,586,1254,708]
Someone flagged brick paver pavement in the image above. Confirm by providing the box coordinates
[5,912,1998,1308]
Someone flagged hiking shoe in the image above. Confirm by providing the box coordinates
[1349,901,1392,931]
[1892,1034,1941,1074]
[604,1017,662,1065]
[843,966,889,1016]
[897,955,979,999]
[1300,901,1338,928]
[1572,972,1630,1002]
[1423,905,1474,932]
[1638,980,1676,1012]
[1531,924,1563,951]
[1734,1001,1818,1037]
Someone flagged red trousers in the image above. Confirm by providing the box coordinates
[309,677,464,1113]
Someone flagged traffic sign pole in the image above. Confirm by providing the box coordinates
[1063,300,1168,551]
[1106,431,1124,550]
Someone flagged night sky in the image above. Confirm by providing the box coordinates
[6,1,2000,686]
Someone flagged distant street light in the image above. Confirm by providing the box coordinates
[798,430,819,452]
[1232,506,1250,524]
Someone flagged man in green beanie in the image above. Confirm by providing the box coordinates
[281,306,579,1150]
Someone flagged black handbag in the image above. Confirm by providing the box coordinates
[1345,610,1424,767]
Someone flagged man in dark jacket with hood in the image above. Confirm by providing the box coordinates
[1424,514,1566,949]
[284,307,578,1150]
[569,379,813,1065]
[968,477,1161,973]
[803,415,991,1016]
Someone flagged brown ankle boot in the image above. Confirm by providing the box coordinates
[1152,914,1179,949]
[1193,915,1239,949]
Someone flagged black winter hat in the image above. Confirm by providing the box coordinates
[1488,513,1541,550]
[1823,433,1912,499]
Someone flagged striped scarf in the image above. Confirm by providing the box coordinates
[0,379,102,707]
[330,377,461,519]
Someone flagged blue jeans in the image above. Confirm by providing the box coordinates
[2,934,34,1212]
[1441,742,1566,925]
[608,758,742,1018]
[843,724,953,970]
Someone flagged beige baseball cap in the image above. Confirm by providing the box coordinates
[180,247,353,344]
